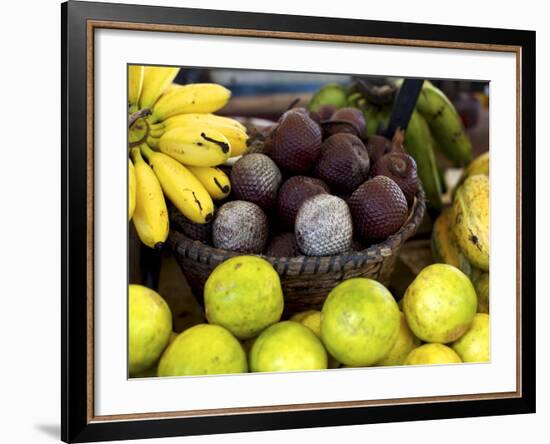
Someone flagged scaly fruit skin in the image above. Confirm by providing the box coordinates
[158,126,231,167]
[152,116,249,157]
[149,83,231,123]
[138,66,180,110]
[404,110,443,208]
[431,207,473,277]
[416,81,473,167]
[187,166,231,200]
[453,174,490,271]
[130,147,169,249]
[128,65,144,113]
[140,145,214,224]
[128,159,136,221]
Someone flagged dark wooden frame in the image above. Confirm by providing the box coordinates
[62,1,536,442]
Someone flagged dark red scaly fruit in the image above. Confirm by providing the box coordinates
[230,153,282,210]
[313,133,370,194]
[365,135,392,165]
[276,176,330,230]
[265,232,300,257]
[348,175,408,244]
[370,130,419,204]
[330,107,366,134]
[270,109,322,173]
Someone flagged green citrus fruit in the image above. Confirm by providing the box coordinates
[451,313,490,362]
[204,256,284,339]
[403,264,477,343]
[129,285,172,376]
[321,278,400,367]
[290,310,340,368]
[377,312,421,366]
[249,321,327,372]
[404,343,462,365]
[158,324,247,376]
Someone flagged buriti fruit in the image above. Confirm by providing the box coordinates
[348,175,409,244]
[403,264,477,343]
[128,285,172,376]
[451,313,490,362]
[376,312,421,366]
[230,153,282,210]
[321,278,400,367]
[265,232,300,257]
[157,324,247,376]
[204,256,284,339]
[276,176,329,230]
[249,321,327,372]
[313,133,371,194]
[212,201,268,253]
[404,343,462,365]
[270,109,322,173]
[295,194,353,256]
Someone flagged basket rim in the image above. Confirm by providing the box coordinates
[168,185,426,272]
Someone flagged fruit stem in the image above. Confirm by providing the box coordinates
[129,108,152,129]
[139,143,155,160]
[391,128,406,154]
[285,98,301,112]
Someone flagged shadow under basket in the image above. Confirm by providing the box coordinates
[168,187,426,317]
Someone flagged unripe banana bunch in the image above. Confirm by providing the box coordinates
[127,65,248,248]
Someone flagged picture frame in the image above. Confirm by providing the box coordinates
[61,1,536,442]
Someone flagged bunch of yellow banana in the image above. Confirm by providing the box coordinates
[431,152,490,311]
[127,65,248,248]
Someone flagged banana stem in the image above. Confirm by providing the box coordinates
[139,143,155,160]
[130,146,142,163]
[129,108,152,129]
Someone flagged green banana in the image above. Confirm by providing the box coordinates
[128,65,144,114]
[453,174,490,271]
[416,81,473,167]
[404,110,442,208]
[308,83,347,111]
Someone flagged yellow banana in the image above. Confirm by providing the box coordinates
[128,65,144,113]
[151,117,249,157]
[140,144,214,224]
[160,113,247,133]
[453,174,490,271]
[416,81,473,167]
[187,166,231,200]
[139,66,180,110]
[130,147,169,249]
[404,110,443,208]
[149,83,231,123]
[431,207,472,276]
[128,159,136,221]
[158,126,231,167]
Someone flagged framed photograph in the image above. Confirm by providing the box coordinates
[62,1,535,442]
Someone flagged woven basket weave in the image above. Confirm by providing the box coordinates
[169,187,425,316]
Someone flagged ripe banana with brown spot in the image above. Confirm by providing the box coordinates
[431,206,473,277]
[130,147,169,249]
[148,83,231,123]
[138,66,180,110]
[128,65,144,114]
[128,159,136,221]
[453,174,490,271]
[150,116,249,157]
[158,126,231,167]
[186,166,231,200]
[140,144,214,224]
[416,81,473,167]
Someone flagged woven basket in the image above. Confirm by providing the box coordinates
[169,187,425,316]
